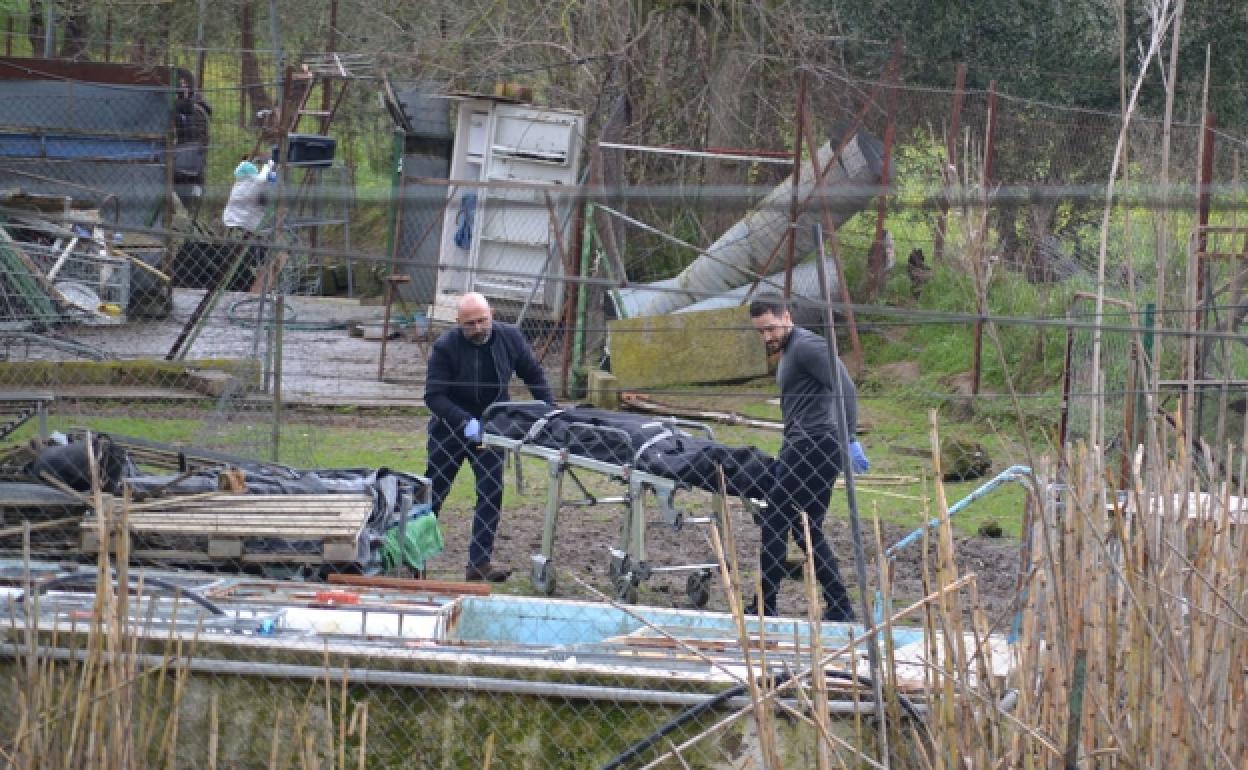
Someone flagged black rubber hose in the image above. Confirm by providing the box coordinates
[17,572,227,616]
[599,669,925,770]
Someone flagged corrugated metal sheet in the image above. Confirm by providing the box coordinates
[0,133,164,161]
[0,81,170,136]
[0,59,174,232]
[0,159,167,228]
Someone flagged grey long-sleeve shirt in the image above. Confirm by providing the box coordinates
[776,326,858,440]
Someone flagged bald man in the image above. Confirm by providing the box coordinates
[423,293,554,581]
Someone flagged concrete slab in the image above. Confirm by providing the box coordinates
[607,305,767,390]
[1,289,442,406]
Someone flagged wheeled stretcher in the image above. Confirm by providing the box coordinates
[482,401,771,605]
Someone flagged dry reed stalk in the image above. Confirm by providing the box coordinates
[268,707,286,770]
[707,499,781,768]
[480,732,495,770]
[1003,431,1248,769]
[798,512,830,770]
[924,410,962,770]
[665,738,693,769]
[208,692,219,769]
[161,637,189,770]
[354,702,368,770]
[302,730,318,769]
[717,467,783,767]
[337,666,349,770]
[964,578,1002,766]
[638,578,978,770]
[870,509,922,770]
[320,649,334,765]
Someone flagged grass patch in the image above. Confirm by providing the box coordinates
[17,390,1036,545]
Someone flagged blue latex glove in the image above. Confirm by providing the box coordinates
[849,441,870,474]
[463,418,482,442]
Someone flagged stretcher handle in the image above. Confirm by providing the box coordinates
[660,417,715,441]
[481,400,553,423]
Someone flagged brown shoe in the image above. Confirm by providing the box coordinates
[465,562,512,582]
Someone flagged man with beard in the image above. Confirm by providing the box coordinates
[748,294,868,622]
[424,292,554,581]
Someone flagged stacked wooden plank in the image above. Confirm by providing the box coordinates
[81,493,376,566]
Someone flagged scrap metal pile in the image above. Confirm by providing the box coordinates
[0,191,171,331]
[0,431,432,576]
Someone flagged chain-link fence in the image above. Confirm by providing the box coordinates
[4,24,1248,767]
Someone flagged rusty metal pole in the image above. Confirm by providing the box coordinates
[802,115,863,366]
[934,63,967,263]
[970,80,998,398]
[784,70,808,300]
[1194,111,1215,353]
[812,222,889,764]
[195,0,207,91]
[322,0,338,115]
[103,10,111,61]
[1190,110,1216,444]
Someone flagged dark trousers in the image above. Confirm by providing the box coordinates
[758,433,855,621]
[425,420,505,567]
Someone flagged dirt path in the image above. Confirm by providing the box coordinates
[430,489,1023,627]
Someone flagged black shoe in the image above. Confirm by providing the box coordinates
[822,604,856,624]
[465,562,512,582]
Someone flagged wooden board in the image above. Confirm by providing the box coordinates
[80,493,375,564]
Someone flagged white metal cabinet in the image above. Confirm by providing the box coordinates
[434,98,584,321]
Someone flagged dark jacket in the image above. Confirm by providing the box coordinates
[424,321,553,432]
[776,326,857,440]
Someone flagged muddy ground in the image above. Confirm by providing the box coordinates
[431,499,1023,628]
[414,422,1025,629]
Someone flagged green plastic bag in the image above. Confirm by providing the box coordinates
[380,507,443,572]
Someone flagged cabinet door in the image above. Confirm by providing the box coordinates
[470,106,581,310]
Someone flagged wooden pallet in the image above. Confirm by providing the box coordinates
[81,493,376,564]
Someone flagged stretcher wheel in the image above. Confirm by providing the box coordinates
[614,575,639,604]
[532,561,557,596]
[686,570,712,608]
[608,552,630,581]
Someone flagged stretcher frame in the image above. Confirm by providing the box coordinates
[482,401,726,605]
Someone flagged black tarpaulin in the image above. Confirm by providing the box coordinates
[483,403,771,498]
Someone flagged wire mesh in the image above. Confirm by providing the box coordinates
[3,27,1248,769]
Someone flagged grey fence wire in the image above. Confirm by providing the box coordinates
[2,37,1248,769]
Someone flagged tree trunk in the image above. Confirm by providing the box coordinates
[239,0,273,123]
[997,202,1022,271]
[27,0,44,55]
[702,18,759,239]
[58,2,90,60]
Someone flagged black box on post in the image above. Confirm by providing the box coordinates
[275,134,336,166]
